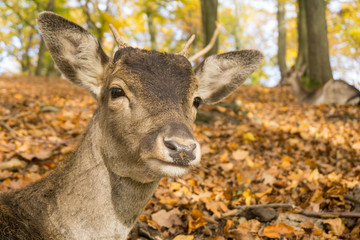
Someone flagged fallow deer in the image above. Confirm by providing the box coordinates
[284,66,360,105]
[0,12,263,239]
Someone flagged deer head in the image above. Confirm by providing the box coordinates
[37,12,263,183]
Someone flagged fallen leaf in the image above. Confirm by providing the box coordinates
[262,223,295,238]
[243,132,255,141]
[323,218,345,236]
[173,235,194,240]
[232,150,249,161]
[188,209,207,234]
[151,208,181,229]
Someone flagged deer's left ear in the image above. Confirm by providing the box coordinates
[195,50,263,104]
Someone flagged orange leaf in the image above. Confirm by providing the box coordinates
[188,209,207,234]
[262,223,295,238]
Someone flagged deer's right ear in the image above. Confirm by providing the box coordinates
[37,12,109,98]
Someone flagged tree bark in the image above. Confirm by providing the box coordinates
[277,0,287,80]
[200,0,218,57]
[145,7,157,50]
[22,33,34,75]
[304,0,333,85]
[294,0,308,72]
[233,0,241,50]
[35,0,55,76]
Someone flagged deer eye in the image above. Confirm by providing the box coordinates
[110,87,126,99]
[193,97,202,108]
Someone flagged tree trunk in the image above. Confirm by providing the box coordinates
[294,0,308,71]
[145,8,157,50]
[22,33,34,75]
[200,0,218,57]
[277,0,287,80]
[233,0,241,50]
[304,0,333,85]
[35,0,55,76]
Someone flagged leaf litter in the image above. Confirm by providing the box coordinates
[0,77,360,239]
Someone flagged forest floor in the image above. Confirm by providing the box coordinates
[0,76,359,240]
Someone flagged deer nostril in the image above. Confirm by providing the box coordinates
[163,139,197,163]
[164,140,178,151]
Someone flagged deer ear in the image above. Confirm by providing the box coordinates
[37,12,109,98]
[195,50,263,104]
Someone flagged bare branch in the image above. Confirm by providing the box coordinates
[219,203,360,219]
[188,22,221,62]
[0,121,23,137]
[299,210,360,218]
[109,24,128,50]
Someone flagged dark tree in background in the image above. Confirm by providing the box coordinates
[304,0,333,85]
[200,0,218,57]
[144,2,157,50]
[277,0,287,80]
[294,0,308,72]
[35,0,55,76]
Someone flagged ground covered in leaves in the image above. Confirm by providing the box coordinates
[0,76,359,239]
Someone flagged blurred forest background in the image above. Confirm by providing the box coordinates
[1,0,360,89]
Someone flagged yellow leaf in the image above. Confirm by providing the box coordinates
[223,219,234,234]
[236,173,242,185]
[188,210,207,234]
[280,155,293,169]
[243,189,254,205]
[173,235,194,240]
[170,182,182,191]
[219,151,229,162]
[160,197,178,205]
[255,187,273,199]
[190,209,204,219]
[243,132,255,141]
[187,179,196,186]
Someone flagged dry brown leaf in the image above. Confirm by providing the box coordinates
[232,150,249,161]
[205,201,221,217]
[188,209,207,234]
[151,208,181,229]
[231,219,260,240]
[173,235,194,240]
[323,218,345,236]
[262,223,295,238]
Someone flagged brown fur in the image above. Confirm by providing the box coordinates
[0,12,263,239]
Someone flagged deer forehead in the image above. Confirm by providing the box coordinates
[106,48,198,104]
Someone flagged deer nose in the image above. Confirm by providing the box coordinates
[163,138,197,165]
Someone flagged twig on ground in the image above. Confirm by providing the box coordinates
[237,204,295,209]
[220,203,360,219]
[0,121,23,137]
[0,112,31,122]
[298,210,360,218]
[0,142,25,159]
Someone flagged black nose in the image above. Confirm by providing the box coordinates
[164,139,197,164]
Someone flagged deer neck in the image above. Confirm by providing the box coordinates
[17,115,160,239]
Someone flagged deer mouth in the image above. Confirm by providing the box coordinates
[147,158,191,177]
[151,158,190,168]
